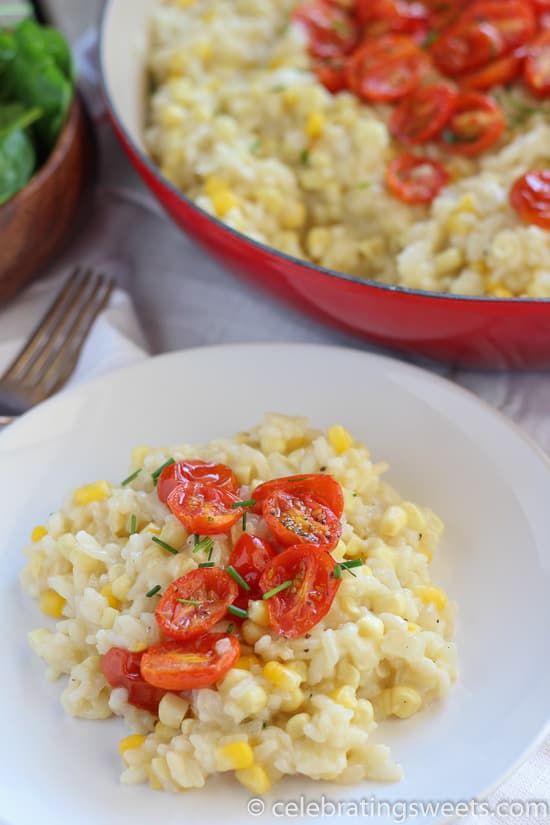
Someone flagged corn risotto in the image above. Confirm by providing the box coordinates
[145,0,550,298]
[21,414,456,794]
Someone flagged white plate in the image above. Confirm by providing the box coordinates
[1,344,549,825]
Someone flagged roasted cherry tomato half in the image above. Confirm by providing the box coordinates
[462,1,536,53]
[358,0,430,44]
[157,459,239,504]
[346,34,429,102]
[293,0,359,58]
[421,0,465,30]
[262,490,342,550]
[314,55,348,92]
[510,169,550,229]
[167,482,244,535]
[228,533,278,599]
[439,91,505,155]
[430,18,504,76]
[387,153,449,204]
[259,544,340,638]
[100,647,166,714]
[140,634,240,691]
[155,568,238,641]
[461,50,524,89]
[524,31,550,97]
[390,84,458,145]
[252,473,344,519]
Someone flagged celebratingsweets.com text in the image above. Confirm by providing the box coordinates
[246,795,549,821]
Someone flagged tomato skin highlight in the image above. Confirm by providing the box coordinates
[524,31,550,97]
[462,1,536,53]
[461,50,523,89]
[140,634,240,691]
[227,533,278,599]
[440,91,505,155]
[293,0,359,58]
[157,459,238,504]
[167,481,244,535]
[252,474,344,518]
[387,153,449,204]
[155,568,239,641]
[510,169,550,229]
[260,544,340,638]
[346,35,429,102]
[390,84,458,144]
[100,648,166,714]
[431,19,504,76]
[262,490,342,550]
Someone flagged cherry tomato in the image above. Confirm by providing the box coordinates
[314,55,348,92]
[510,170,550,229]
[422,0,469,29]
[390,84,458,144]
[167,482,244,535]
[462,1,536,53]
[259,544,340,638]
[262,490,342,550]
[252,474,344,518]
[228,534,278,599]
[346,35,429,101]
[358,0,430,44]
[524,31,550,97]
[293,1,359,58]
[387,153,449,203]
[439,91,505,155]
[157,459,238,505]
[140,634,240,691]
[431,19,504,76]
[155,568,238,641]
[100,648,166,714]
[461,50,524,89]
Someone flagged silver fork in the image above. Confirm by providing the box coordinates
[0,268,115,427]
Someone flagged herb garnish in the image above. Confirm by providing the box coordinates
[193,536,214,556]
[231,499,256,509]
[151,536,178,555]
[262,580,293,600]
[121,469,142,486]
[226,565,251,591]
[227,604,248,619]
[177,599,201,606]
[146,585,161,598]
[198,561,215,568]
[130,514,137,535]
[151,457,175,485]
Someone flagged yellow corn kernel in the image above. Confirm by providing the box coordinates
[391,686,422,719]
[155,721,178,741]
[247,600,269,626]
[72,549,104,575]
[111,574,132,601]
[416,585,448,611]
[281,201,306,230]
[201,9,216,22]
[39,589,66,619]
[236,764,271,795]
[211,189,239,217]
[379,505,407,537]
[407,622,421,633]
[305,111,325,140]
[401,501,427,532]
[280,688,305,712]
[357,614,384,640]
[131,446,150,468]
[100,583,121,610]
[487,285,513,298]
[143,522,161,535]
[354,698,375,727]
[177,0,196,6]
[160,520,187,550]
[31,526,48,542]
[458,193,476,213]
[204,175,228,196]
[268,55,289,69]
[282,88,298,107]
[285,712,310,737]
[373,591,408,617]
[160,104,184,129]
[475,259,490,275]
[194,40,212,60]
[129,642,148,653]
[241,620,265,645]
[119,734,146,759]
[159,694,189,729]
[168,50,188,76]
[234,655,260,671]
[327,424,353,454]
[101,607,118,629]
[74,480,111,506]
[258,186,284,214]
[217,741,254,771]
[263,661,301,691]
[330,685,357,710]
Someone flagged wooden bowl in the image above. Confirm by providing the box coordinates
[0,94,96,303]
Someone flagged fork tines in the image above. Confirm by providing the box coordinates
[1,267,115,399]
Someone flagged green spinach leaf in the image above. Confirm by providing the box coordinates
[0,101,42,136]
[0,126,35,205]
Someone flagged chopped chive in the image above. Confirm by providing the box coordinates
[242,511,248,532]
[193,536,214,555]
[146,585,162,598]
[226,623,234,633]
[262,579,293,600]
[177,598,201,606]
[151,458,175,485]
[208,544,214,561]
[226,565,251,591]
[194,533,200,547]
[272,84,287,92]
[250,138,262,154]
[300,147,310,165]
[151,536,178,555]
[422,30,439,48]
[340,558,363,569]
[121,469,142,486]
[227,604,248,619]
[198,561,215,568]
[358,181,371,189]
[333,564,342,579]
[130,514,137,535]
[231,499,256,509]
